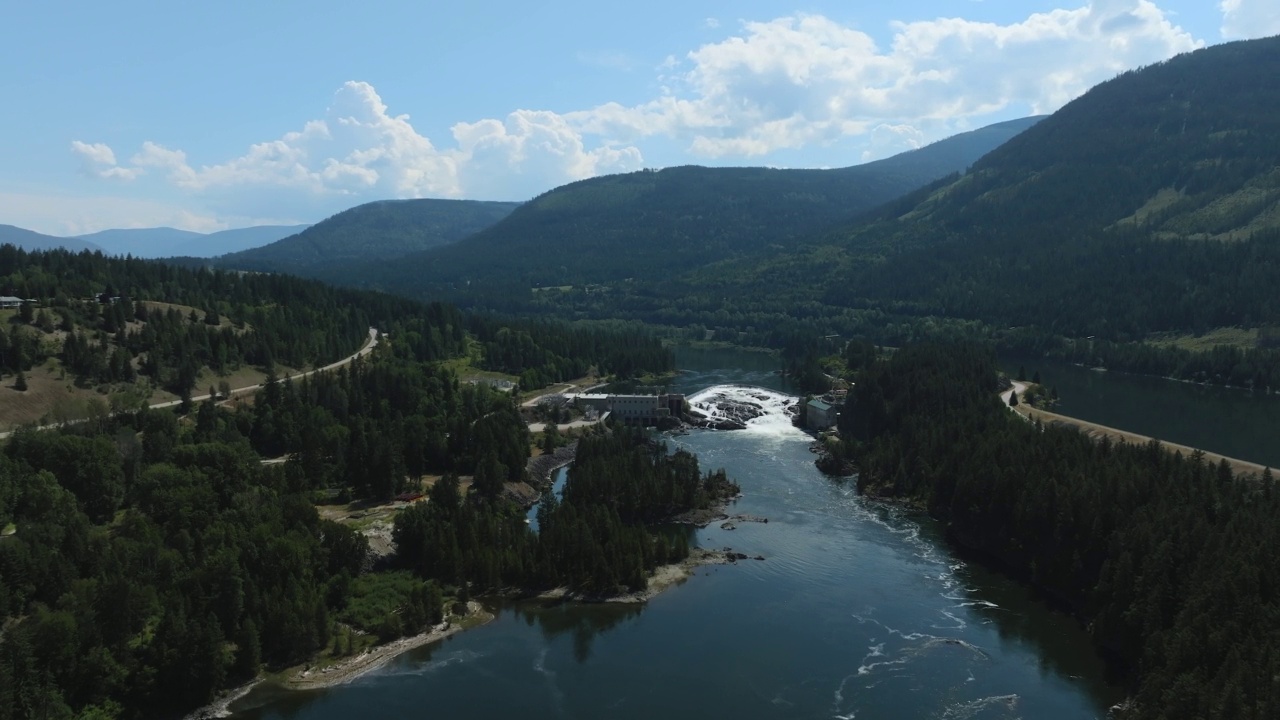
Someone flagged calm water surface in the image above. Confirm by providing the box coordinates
[231,349,1123,719]
[1006,359,1280,469]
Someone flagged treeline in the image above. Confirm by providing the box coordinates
[247,354,529,500]
[831,342,1280,718]
[393,429,729,596]
[0,245,412,395]
[467,316,673,389]
[1,245,676,401]
[0,414,376,719]
[562,429,739,524]
[0,348,677,719]
[1001,327,1280,391]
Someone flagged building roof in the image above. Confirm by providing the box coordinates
[807,399,832,411]
[0,296,24,303]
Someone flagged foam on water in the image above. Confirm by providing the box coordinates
[687,384,808,441]
[533,648,565,714]
[940,693,1020,720]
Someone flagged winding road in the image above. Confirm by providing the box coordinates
[1002,379,1270,478]
[0,328,379,440]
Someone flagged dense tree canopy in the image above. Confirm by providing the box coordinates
[831,342,1280,719]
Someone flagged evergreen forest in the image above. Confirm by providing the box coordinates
[827,342,1280,719]
[0,246,684,720]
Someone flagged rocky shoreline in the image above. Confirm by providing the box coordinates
[526,441,578,488]
[284,603,494,691]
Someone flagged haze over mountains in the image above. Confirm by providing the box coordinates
[81,224,310,258]
[0,223,307,258]
[0,225,104,254]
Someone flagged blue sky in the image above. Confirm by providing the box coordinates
[1,0,1275,235]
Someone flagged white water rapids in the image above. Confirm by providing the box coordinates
[685,384,809,440]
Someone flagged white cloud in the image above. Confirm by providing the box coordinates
[72,81,641,213]
[71,140,143,180]
[566,2,1200,157]
[861,123,927,162]
[1220,0,1280,39]
[452,110,642,199]
[68,1,1203,221]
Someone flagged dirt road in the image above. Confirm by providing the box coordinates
[1005,382,1271,479]
[1,328,378,439]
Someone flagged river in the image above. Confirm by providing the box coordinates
[230,348,1123,719]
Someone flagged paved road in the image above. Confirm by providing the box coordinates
[1,328,379,440]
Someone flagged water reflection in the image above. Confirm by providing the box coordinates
[510,600,646,663]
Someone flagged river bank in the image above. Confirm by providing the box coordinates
[224,368,1122,720]
[1007,382,1272,478]
[284,605,495,691]
[181,605,494,717]
[532,547,763,604]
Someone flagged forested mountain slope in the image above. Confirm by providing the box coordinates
[218,198,519,273]
[331,117,1040,295]
[575,35,1280,356]
[817,35,1280,339]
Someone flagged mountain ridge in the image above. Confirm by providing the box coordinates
[218,198,521,273]
[0,224,104,253]
[323,116,1043,299]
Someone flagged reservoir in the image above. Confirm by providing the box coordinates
[231,349,1123,719]
[1005,359,1280,469]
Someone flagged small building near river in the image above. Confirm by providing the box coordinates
[806,399,837,431]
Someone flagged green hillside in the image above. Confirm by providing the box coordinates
[219,198,520,273]
[559,36,1280,364]
[817,36,1280,339]
[334,117,1040,297]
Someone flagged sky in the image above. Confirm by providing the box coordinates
[1,0,1276,235]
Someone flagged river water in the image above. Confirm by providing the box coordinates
[231,349,1122,720]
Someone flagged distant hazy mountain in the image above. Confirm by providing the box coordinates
[0,225,103,253]
[79,224,309,258]
[334,116,1043,296]
[218,199,522,274]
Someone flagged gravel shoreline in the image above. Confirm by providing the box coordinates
[286,604,495,691]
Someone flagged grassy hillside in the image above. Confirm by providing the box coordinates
[219,198,520,273]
